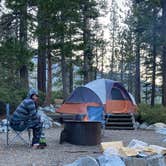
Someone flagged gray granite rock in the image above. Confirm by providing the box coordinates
[124,154,166,166]
[65,156,99,166]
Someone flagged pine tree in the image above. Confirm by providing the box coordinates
[161,0,166,106]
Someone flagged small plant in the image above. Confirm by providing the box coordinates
[138,103,166,124]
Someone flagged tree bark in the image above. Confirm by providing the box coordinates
[60,21,69,99]
[161,0,166,106]
[120,43,124,82]
[82,4,92,84]
[151,8,157,106]
[135,33,141,104]
[69,35,73,93]
[61,44,68,99]
[101,53,104,78]
[19,1,29,88]
[44,36,52,106]
[110,26,115,77]
[37,3,46,93]
[69,62,73,93]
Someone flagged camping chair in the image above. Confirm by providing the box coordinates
[87,106,105,135]
[6,104,31,147]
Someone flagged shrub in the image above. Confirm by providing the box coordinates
[51,90,63,101]
[138,103,166,124]
[38,90,46,106]
[0,87,27,116]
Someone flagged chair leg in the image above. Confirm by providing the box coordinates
[6,103,10,147]
[6,120,10,147]
[7,130,31,147]
[6,125,9,147]
[11,132,29,145]
[28,129,31,147]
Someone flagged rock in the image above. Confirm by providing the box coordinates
[37,110,53,129]
[97,155,125,166]
[134,122,140,129]
[147,124,156,130]
[124,154,166,166]
[127,139,148,149]
[125,157,147,166]
[0,119,9,133]
[0,126,8,132]
[154,123,166,128]
[65,156,99,166]
[41,105,55,113]
[156,128,166,135]
[139,122,149,129]
[53,122,61,127]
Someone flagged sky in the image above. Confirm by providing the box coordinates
[99,0,128,39]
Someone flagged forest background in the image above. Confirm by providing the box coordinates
[0,0,166,123]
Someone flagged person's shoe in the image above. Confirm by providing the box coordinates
[32,143,45,149]
[32,143,39,149]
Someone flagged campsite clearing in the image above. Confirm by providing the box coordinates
[0,127,166,166]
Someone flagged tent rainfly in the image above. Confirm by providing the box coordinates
[57,79,137,115]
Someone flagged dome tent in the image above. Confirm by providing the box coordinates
[57,79,137,115]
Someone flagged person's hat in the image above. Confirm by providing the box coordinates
[28,88,39,98]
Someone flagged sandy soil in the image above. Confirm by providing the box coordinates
[0,127,166,166]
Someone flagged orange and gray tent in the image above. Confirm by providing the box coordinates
[57,79,137,115]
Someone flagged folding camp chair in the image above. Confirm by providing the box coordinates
[87,106,105,135]
[6,104,31,147]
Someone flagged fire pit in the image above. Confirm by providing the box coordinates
[60,120,101,146]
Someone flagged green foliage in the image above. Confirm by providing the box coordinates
[0,38,33,114]
[38,90,46,106]
[51,90,63,102]
[0,87,27,114]
[138,103,166,124]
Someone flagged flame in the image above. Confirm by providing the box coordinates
[83,115,88,121]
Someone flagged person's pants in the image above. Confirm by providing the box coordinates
[27,119,43,145]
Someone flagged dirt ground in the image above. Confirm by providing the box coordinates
[0,127,166,166]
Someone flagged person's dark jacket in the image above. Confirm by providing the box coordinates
[10,89,39,131]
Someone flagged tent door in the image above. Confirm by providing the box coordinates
[106,87,128,113]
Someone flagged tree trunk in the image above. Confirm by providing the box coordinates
[120,43,124,82]
[82,4,92,84]
[20,65,29,88]
[61,48,68,99]
[110,29,115,77]
[151,8,157,106]
[60,29,68,99]
[128,63,133,93]
[94,47,98,79]
[151,43,157,106]
[69,63,73,93]
[37,4,46,93]
[69,35,73,93]
[135,33,141,104]
[44,36,52,106]
[145,56,148,104]
[19,1,29,88]
[127,32,134,93]
[161,0,166,106]
[101,53,104,78]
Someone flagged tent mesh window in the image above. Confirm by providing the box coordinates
[111,88,125,100]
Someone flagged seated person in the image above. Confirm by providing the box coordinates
[10,88,45,149]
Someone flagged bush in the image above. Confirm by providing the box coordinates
[38,90,46,106]
[51,90,63,101]
[138,103,166,124]
[0,87,27,116]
